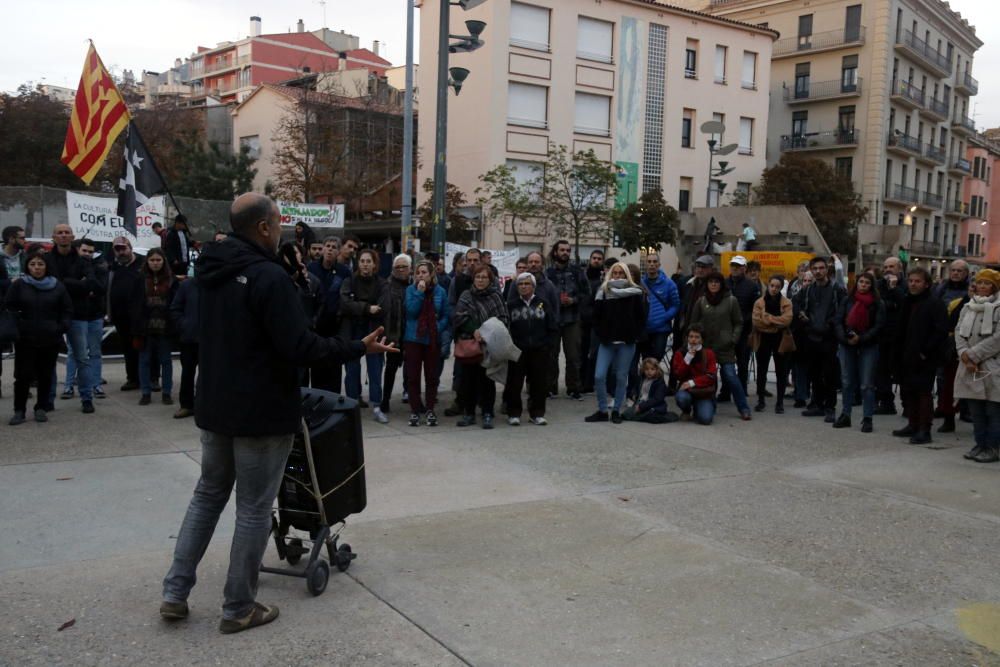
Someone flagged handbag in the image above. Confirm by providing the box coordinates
[778,328,796,355]
[454,337,484,365]
[0,310,18,345]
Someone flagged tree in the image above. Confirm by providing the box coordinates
[475,163,543,247]
[172,140,257,200]
[754,153,866,254]
[271,91,341,202]
[416,178,474,245]
[0,84,78,188]
[613,189,680,255]
[537,143,618,262]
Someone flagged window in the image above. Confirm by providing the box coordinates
[739,117,753,155]
[510,3,550,51]
[574,92,611,136]
[507,82,548,128]
[792,110,808,148]
[685,40,698,79]
[845,5,862,42]
[742,52,757,89]
[841,55,858,92]
[836,157,853,181]
[838,105,856,142]
[795,62,810,99]
[734,182,751,203]
[577,17,613,63]
[679,177,692,212]
[681,110,693,148]
[712,112,725,144]
[714,45,727,84]
[505,159,543,198]
[239,135,260,160]
[798,14,813,49]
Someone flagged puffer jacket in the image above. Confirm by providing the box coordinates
[339,272,385,338]
[642,270,680,334]
[954,295,1000,402]
[2,278,72,347]
[403,284,450,345]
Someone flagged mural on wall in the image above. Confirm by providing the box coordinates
[615,17,644,170]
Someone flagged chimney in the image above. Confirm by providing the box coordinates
[372,40,380,56]
[297,19,304,33]
[249,16,262,37]
[338,52,348,71]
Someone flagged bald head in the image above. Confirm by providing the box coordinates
[52,223,74,253]
[882,256,902,277]
[230,193,281,252]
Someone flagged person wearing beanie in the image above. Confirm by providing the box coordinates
[953,268,1000,463]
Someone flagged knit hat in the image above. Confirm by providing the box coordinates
[974,268,1000,291]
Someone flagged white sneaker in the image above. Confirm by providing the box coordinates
[507,416,521,426]
[530,417,547,426]
[373,407,389,424]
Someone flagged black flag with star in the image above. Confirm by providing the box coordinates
[116,121,167,238]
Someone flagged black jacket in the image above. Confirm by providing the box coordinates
[875,277,906,342]
[163,227,192,276]
[545,263,590,325]
[508,293,558,351]
[129,274,178,337]
[792,280,846,342]
[2,278,73,347]
[893,289,948,389]
[834,295,886,347]
[44,249,97,319]
[169,277,200,344]
[592,289,647,345]
[636,377,668,414]
[194,235,365,436]
[108,256,144,327]
[339,273,385,338]
[727,275,761,326]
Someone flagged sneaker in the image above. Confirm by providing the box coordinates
[120,381,139,392]
[482,415,495,429]
[159,600,189,620]
[774,403,785,415]
[425,411,438,427]
[508,416,521,426]
[861,418,873,433]
[401,391,409,403]
[964,445,985,460]
[409,413,420,427]
[162,394,174,406]
[219,602,279,634]
[754,400,766,413]
[568,391,583,401]
[173,408,194,419]
[60,387,75,400]
[530,416,548,426]
[585,410,609,423]
[373,407,389,424]
[9,411,26,426]
[81,400,95,414]
[832,414,851,429]
[457,414,476,427]
[93,386,107,399]
[34,408,48,423]
[740,411,752,421]
[611,410,623,424]
[971,446,1000,463]
[139,394,152,406]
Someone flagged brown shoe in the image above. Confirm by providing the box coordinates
[173,408,193,419]
[159,600,189,620]
[219,602,279,634]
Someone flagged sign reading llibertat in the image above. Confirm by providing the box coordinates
[65,191,163,247]
[278,201,345,228]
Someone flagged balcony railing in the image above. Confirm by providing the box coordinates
[946,245,968,258]
[896,29,952,74]
[951,158,972,174]
[783,77,862,102]
[204,55,250,74]
[925,144,947,163]
[924,97,949,118]
[890,184,920,203]
[773,27,866,57]
[780,128,859,151]
[887,132,922,154]
[909,239,941,256]
[890,79,925,106]
[958,71,979,95]
[946,200,967,216]
[953,114,976,134]
[922,192,943,209]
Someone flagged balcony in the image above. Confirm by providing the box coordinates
[886,132,922,157]
[895,29,952,77]
[783,78,863,104]
[204,55,250,75]
[780,129,859,152]
[952,114,976,137]
[773,27,866,59]
[890,79,925,109]
[956,71,979,96]
[924,144,947,165]
[949,158,971,177]
[945,245,968,258]
[944,199,968,219]
[920,96,950,122]
[909,239,942,257]
[885,184,921,205]
[922,192,943,209]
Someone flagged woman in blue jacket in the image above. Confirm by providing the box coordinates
[403,260,450,427]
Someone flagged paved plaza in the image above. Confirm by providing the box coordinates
[1,357,999,666]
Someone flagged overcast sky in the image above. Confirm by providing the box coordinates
[2,0,998,128]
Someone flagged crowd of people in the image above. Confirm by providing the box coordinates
[2,219,1000,465]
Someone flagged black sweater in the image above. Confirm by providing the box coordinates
[592,290,647,345]
[508,294,558,351]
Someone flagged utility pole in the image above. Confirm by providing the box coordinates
[430,0,451,254]
[401,0,415,249]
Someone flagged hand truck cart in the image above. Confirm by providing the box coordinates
[261,388,367,596]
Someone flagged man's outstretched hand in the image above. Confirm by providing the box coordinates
[362,326,399,354]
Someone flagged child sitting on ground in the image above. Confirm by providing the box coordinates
[623,358,677,423]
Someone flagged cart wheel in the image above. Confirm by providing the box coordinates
[305,560,329,596]
[285,538,304,565]
[335,543,355,572]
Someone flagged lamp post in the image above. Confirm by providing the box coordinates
[431,0,488,254]
[700,121,738,208]
[401,0,416,250]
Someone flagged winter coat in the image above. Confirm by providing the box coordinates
[129,273,177,338]
[508,293,558,351]
[163,227,192,276]
[507,271,561,323]
[679,276,707,333]
[308,260,343,336]
[379,275,411,344]
[933,279,970,306]
[169,277,200,344]
[193,234,365,437]
[792,280,846,343]
[339,273,385,339]
[591,285,646,345]
[954,296,1000,402]
[44,248,97,319]
[2,278,72,347]
[751,294,793,334]
[546,263,590,325]
[672,347,718,392]
[876,277,907,343]
[727,274,762,328]
[833,294,886,347]
[403,284,450,345]
[454,283,509,337]
[107,256,144,328]
[635,377,668,415]
[689,294,743,364]
[642,270,680,334]
[893,288,948,390]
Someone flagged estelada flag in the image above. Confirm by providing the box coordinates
[61,43,131,185]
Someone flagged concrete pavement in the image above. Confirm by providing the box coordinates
[1,357,999,666]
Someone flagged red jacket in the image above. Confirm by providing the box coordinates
[672,348,718,390]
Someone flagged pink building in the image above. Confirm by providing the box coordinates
[960,138,992,263]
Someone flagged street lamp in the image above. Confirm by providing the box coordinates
[431,1,488,254]
[700,121,737,207]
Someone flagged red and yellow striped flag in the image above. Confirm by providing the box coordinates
[61,43,131,185]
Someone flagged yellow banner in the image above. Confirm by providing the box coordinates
[720,251,815,279]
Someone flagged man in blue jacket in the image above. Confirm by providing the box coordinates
[640,252,680,363]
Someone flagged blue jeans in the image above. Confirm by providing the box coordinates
[838,344,878,419]
[719,362,751,414]
[50,320,94,403]
[793,357,810,402]
[595,343,635,412]
[676,390,716,424]
[966,399,1000,448]
[65,319,103,395]
[139,335,173,395]
[163,430,293,620]
[346,353,384,405]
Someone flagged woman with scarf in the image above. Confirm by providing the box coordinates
[953,269,1000,463]
[833,272,885,432]
[340,248,386,415]
[690,272,752,420]
[585,263,647,424]
[453,264,509,428]
[3,251,72,425]
[403,260,450,427]
[673,324,718,425]
[131,248,177,406]
[751,274,794,414]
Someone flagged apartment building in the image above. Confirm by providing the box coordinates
[708,0,982,269]
[417,0,775,251]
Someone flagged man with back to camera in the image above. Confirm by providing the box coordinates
[159,193,396,634]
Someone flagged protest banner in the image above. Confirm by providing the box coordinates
[445,243,522,277]
[65,191,163,248]
[720,250,814,278]
[278,202,345,228]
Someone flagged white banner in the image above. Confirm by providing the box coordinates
[65,191,163,248]
[278,201,345,228]
[445,243,521,277]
